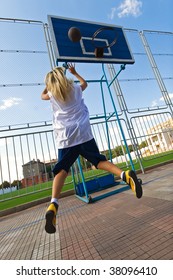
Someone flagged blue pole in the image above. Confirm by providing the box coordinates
[77,157,90,202]
[100,75,112,162]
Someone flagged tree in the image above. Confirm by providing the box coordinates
[139,141,148,149]
[114,146,123,156]
[11,180,22,190]
[1,181,10,189]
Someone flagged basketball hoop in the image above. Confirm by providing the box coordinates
[92,26,118,58]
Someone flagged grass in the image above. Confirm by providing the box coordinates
[0,151,172,212]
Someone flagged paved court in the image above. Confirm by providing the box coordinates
[0,163,173,260]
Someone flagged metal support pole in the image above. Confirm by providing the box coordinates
[139,31,173,117]
[107,64,145,173]
[76,157,90,203]
[43,23,56,69]
[100,75,112,162]
[102,64,135,171]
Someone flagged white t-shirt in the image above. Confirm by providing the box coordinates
[47,84,93,148]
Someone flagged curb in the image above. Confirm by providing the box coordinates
[0,189,75,218]
[1,161,173,218]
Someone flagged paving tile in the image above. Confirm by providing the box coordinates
[0,163,173,260]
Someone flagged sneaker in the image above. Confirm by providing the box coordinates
[45,203,58,234]
[123,170,143,199]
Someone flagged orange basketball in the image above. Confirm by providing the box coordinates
[68,27,81,42]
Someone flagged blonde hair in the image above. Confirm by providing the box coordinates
[45,67,74,102]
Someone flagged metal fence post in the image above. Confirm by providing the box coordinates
[139,30,173,117]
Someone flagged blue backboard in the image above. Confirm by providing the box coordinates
[48,15,135,64]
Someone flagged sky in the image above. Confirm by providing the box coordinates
[0,0,172,125]
[0,0,172,31]
[0,0,172,183]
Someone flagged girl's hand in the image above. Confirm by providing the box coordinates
[67,63,87,91]
[67,63,77,75]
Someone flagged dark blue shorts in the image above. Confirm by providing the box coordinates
[53,138,107,175]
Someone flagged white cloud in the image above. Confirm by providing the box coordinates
[108,7,117,20]
[151,99,158,107]
[0,97,22,110]
[118,0,142,18]
[109,0,142,19]
[160,93,173,102]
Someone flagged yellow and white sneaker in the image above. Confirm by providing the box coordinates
[123,170,143,199]
[45,203,58,234]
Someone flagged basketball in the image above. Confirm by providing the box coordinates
[68,27,81,42]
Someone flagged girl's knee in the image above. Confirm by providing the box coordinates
[57,169,68,177]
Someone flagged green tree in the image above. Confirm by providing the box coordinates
[1,181,10,188]
[139,141,148,149]
[11,180,22,190]
[114,146,123,156]
[127,144,133,153]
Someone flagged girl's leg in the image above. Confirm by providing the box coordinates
[97,160,123,178]
[45,169,68,234]
[52,169,68,199]
[80,139,142,199]
[97,160,142,199]
[45,145,79,234]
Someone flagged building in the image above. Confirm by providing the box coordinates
[22,159,45,178]
[21,159,57,187]
[144,118,173,155]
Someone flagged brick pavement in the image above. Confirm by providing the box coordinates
[0,163,173,260]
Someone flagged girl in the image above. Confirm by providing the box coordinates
[41,63,142,234]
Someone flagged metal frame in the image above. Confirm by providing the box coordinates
[72,63,135,203]
[139,31,173,117]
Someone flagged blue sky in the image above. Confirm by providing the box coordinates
[0,0,172,126]
[0,0,172,124]
[0,0,172,31]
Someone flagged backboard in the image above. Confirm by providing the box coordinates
[48,15,135,64]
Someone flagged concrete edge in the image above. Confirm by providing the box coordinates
[0,189,75,218]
